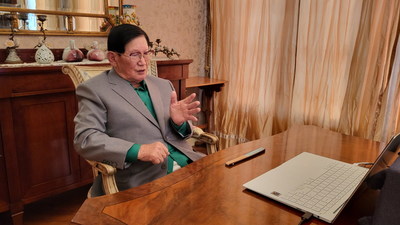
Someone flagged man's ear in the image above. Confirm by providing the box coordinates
[107,51,117,67]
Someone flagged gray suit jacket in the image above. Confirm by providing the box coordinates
[74,68,204,191]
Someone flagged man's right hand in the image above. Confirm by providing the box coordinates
[137,142,169,164]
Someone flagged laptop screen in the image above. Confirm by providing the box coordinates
[367,133,400,178]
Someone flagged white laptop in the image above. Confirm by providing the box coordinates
[243,133,400,223]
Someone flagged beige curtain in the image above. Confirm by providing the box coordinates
[210,0,400,149]
[338,0,400,140]
[210,0,299,148]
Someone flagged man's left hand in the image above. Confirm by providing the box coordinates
[170,91,200,125]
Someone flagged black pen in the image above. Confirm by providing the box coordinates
[225,147,266,166]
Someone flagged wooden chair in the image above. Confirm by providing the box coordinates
[62,63,219,197]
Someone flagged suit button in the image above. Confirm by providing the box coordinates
[161,164,166,169]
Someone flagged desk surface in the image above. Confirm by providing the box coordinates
[186,76,227,88]
[72,125,384,225]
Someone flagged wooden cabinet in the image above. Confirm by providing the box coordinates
[0,59,192,224]
[11,93,80,197]
[0,66,92,225]
[0,127,10,214]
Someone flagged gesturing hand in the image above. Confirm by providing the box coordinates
[137,142,169,164]
[170,91,201,126]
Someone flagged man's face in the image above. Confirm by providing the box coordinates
[110,35,151,85]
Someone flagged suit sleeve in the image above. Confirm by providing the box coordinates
[73,82,134,169]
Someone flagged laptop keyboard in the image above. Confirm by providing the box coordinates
[281,162,367,213]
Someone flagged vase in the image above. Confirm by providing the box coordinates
[87,41,105,61]
[5,48,23,64]
[35,44,54,64]
[62,40,84,62]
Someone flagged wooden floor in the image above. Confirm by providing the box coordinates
[0,184,90,225]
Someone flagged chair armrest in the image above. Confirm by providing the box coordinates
[192,126,219,154]
[86,160,119,195]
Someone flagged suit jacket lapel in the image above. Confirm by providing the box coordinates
[146,78,166,133]
[107,69,160,128]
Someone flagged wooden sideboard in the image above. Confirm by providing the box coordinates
[0,59,192,225]
[0,66,92,225]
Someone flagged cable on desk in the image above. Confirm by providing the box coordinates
[297,212,312,225]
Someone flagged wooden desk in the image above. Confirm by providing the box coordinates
[186,76,227,131]
[72,125,384,225]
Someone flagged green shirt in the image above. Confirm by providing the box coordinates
[125,81,191,173]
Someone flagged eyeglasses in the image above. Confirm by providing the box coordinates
[117,50,154,62]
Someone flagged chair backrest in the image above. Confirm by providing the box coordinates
[62,65,111,87]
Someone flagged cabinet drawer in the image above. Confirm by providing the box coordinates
[157,65,184,80]
[0,67,74,98]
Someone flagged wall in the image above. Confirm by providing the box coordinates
[134,0,207,77]
[0,0,207,77]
